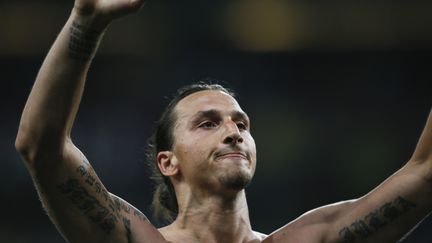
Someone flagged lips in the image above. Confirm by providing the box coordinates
[215,151,248,160]
[217,152,247,159]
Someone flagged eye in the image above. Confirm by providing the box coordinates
[199,121,218,129]
[236,122,247,130]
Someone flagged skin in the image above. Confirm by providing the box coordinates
[15,0,432,242]
[157,90,263,242]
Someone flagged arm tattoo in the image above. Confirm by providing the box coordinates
[122,217,133,243]
[77,163,109,201]
[339,196,416,242]
[69,21,100,61]
[133,208,149,222]
[77,163,149,222]
[109,196,149,222]
[58,179,118,234]
[58,162,118,234]
[59,162,149,234]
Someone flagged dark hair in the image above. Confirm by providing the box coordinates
[147,81,235,222]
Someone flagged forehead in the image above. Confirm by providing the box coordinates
[175,90,244,118]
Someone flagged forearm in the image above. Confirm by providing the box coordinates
[411,110,432,162]
[405,109,432,184]
[16,9,109,161]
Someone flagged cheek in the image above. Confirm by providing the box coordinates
[245,134,256,152]
[245,134,257,163]
[174,134,211,164]
[174,138,193,162]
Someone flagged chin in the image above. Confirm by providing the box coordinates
[218,168,253,191]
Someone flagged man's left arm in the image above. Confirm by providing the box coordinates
[267,110,432,243]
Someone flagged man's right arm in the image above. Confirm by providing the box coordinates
[15,1,166,242]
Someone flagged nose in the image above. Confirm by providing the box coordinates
[223,122,244,145]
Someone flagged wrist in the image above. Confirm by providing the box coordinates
[67,10,108,61]
[71,6,111,32]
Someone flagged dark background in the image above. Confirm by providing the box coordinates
[1,0,432,242]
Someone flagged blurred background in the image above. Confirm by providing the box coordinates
[2,0,432,242]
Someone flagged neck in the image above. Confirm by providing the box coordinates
[170,188,256,243]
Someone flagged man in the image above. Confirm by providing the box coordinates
[15,0,432,242]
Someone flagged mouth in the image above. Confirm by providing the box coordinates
[215,152,248,161]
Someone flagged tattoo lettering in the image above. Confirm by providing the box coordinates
[58,179,118,234]
[108,196,148,221]
[101,188,110,202]
[339,196,416,242]
[364,210,386,231]
[350,220,371,238]
[77,164,96,186]
[95,181,102,193]
[339,227,356,242]
[68,21,100,61]
[133,208,149,222]
[114,197,132,214]
[58,161,151,236]
[123,217,133,243]
[396,197,416,211]
[108,197,120,213]
[77,164,109,201]
[380,202,402,221]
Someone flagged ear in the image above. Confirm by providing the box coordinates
[157,151,179,176]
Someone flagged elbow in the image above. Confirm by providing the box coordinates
[15,128,65,165]
[15,131,37,164]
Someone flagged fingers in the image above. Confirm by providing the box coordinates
[121,0,147,16]
[74,0,147,21]
[129,0,147,10]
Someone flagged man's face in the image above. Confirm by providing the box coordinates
[171,90,256,194]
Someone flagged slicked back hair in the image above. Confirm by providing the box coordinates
[147,81,235,222]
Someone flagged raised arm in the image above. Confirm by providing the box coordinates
[410,111,432,164]
[15,1,166,242]
[266,110,432,243]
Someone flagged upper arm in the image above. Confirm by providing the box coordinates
[326,163,432,243]
[267,163,432,243]
[24,141,166,243]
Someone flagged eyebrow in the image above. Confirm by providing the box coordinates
[191,109,250,125]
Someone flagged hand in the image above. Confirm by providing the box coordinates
[73,0,146,24]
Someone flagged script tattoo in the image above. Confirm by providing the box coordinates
[69,21,99,61]
[76,163,148,222]
[123,217,133,243]
[77,164,110,201]
[133,207,148,222]
[110,196,149,222]
[58,179,118,234]
[58,161,116,234]
[59,161,150,235]
[339,196,416,242]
